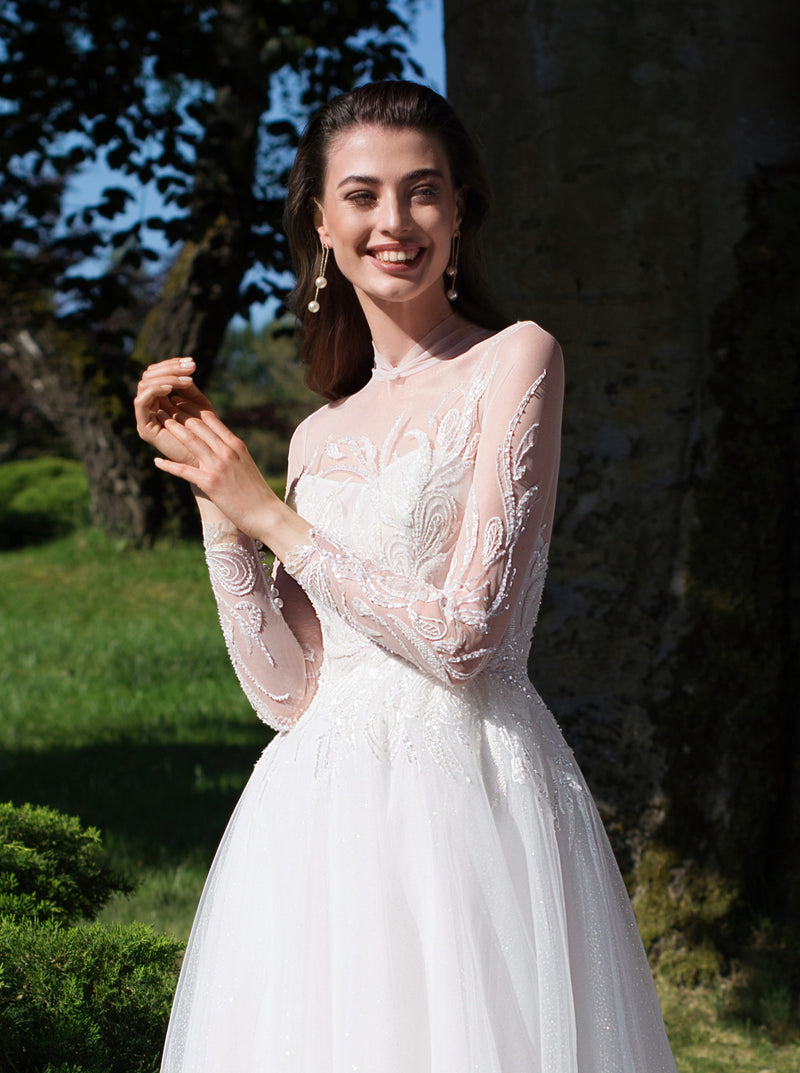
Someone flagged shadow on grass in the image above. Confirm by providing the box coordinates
[0,737,273,867]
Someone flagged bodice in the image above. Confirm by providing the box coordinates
[203,316,563,730]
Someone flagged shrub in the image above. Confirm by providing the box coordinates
[0,457,90,548]
[0,917,182,1073]
[0,804,182,1072]
[0,802,132,925]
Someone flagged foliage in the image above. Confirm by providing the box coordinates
[0,917,182,1073]
[0,457,91,548]
[0,802,181,1071]
[0,802,131,925]
[0,0,410,324]
[0,0,411,541]
[632,844,738,987]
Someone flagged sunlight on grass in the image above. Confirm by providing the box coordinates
[0,528,261,751]
[0,528,270,942]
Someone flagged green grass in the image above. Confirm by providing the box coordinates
[1,528,799,1070]
[657,975,799,1072]
[0,528,271,937]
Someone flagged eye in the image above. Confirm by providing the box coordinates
[411,185,440,202]
[344,190,376,205]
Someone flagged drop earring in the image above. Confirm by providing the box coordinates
[446,230,460,302]
[307,243,330,313]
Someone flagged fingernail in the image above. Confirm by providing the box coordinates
[179,358,194,368]
[178,376,192,383]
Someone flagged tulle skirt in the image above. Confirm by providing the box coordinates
[161,658,677,1072]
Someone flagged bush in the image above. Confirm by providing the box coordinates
[0,917,182,1073]
[0,457,90,548]
[0,804,182,1072]
[0,803,132,925]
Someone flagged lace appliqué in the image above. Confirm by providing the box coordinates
[286,368,549,688]
[204,528,310,732]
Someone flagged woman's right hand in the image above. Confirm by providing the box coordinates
[134,357,212,466]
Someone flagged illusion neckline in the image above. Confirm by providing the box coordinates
[371,314,495,382]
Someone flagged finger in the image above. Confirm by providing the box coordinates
[134,389,174,430]
[170,380,212,406]
[166,397,203,419]
[134,383,176,409]
[183,407,245,448]
[140,357,196,380]
[137,377,195,404]
[163,411,230,461]
[153,456,198,482]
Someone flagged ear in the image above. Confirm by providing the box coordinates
[455,186,467,227]
[312,199,331,247]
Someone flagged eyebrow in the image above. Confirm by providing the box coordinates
[336,168,445,189]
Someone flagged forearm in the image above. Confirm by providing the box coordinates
[194,487,232,527]
[204,528,320,729]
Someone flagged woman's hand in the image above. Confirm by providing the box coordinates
[133,357,211,466]
[151,397,311,560]
[136,357,312,558]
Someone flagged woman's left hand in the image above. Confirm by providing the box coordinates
[154,401,281,540]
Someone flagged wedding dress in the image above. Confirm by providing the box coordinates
[161,315,677,1072]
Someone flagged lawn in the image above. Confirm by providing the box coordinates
[1,529,798,1070]
[0,528,271,937]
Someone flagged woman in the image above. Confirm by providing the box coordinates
[135,81,677,1073]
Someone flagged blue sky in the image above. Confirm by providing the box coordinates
[407,0,445,91]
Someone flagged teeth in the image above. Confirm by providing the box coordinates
[374,249,419,263]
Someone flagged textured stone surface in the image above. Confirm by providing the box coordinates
[444,0,800,876]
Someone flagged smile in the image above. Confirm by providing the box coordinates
[371,248,423,264]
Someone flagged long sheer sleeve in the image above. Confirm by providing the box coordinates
[284,325,563,685]
[203,435,323,730]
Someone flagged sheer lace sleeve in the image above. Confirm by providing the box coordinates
[203,429,322,730]
[284,324,563,684]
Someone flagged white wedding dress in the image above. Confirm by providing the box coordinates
[161,316,677,1072]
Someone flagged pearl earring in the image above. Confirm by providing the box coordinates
[307,243,330,314]
[446,230,460,302]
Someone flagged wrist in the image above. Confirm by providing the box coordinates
[253,498,312,564]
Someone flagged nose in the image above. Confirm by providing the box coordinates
[377,192,411,235]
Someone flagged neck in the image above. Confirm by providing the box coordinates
[356,288,455,367]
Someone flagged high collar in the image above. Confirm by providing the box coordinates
[371,314,493,382]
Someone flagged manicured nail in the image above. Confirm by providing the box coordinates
[179,358,194,368]
[178,376,192,383]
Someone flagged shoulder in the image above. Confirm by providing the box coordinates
[490,320,562,366]
[484,321,564,399]
[287,400,329,468]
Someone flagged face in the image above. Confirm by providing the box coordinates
[315,124,463,316]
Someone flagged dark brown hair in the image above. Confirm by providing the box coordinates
[285,80,507,401]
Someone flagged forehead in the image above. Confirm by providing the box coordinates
[323,124,453,187]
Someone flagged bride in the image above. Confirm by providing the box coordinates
[134,80,677,1073]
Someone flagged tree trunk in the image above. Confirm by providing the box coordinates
[0,323,174,543]
[444,0,800,911]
